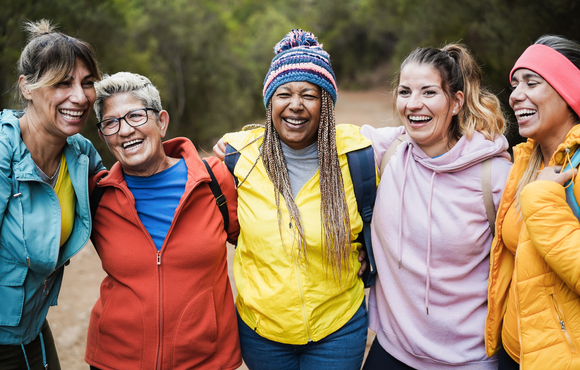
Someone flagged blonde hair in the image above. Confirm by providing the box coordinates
[393,43,506,144]
[16,19,101,107]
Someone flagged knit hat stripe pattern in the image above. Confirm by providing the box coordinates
[263,29,337,107]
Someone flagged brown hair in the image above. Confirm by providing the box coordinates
[16,19,101,106]
[393,43,506,145]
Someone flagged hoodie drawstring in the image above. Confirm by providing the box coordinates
[425,171,436,315]
[396,145,437,315]
[19,331,49,370]
[397,150,413,269]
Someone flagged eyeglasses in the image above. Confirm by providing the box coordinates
[97,107,159,136]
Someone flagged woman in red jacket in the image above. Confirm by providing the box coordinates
[85,72,241,370]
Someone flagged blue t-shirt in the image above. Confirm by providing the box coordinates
[124,158,187,250]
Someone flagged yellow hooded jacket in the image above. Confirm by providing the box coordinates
[486,124,580,369]
[223,124,370,345]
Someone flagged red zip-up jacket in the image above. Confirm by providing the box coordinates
[85,137,241,370]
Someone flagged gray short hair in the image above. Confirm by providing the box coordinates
[94,72,162,121]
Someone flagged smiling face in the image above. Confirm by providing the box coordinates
[510,68,576,146]
[271,81,321,150]
[23,59,96,140]
[396,63,463,157]
[100,92,170,177]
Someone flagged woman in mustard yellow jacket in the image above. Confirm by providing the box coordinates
[486,35,580,369]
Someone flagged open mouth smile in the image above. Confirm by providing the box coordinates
[514,109,537,122]
[59,109,85,120]
[122,139,144,150]
[284,118,308,126]
[408,115,432,126]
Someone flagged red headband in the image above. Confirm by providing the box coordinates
[510,44,580,117]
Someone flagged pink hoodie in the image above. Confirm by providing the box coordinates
[361,125,511,369]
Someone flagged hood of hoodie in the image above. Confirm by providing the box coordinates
[406,129,510,173]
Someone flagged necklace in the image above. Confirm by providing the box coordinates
[35,157,62,188]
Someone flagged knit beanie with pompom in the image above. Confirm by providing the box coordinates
[262,29,337,107]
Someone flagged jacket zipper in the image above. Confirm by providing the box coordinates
[551,294,577,352]
[514,230,523,362]
[293,264,312,342]
[156,250,162,369]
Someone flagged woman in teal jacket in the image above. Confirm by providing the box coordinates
[0,20,103,369]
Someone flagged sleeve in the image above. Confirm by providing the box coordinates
[76,134,106,176]
[359,125,405,169]
[521,179,580,294]
[0,138,13,231]
[204,156,239,245]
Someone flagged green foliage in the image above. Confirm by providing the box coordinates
[2,0,580,165]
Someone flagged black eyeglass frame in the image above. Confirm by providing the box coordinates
[96,107,159,136]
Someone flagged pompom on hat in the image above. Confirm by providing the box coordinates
[263,29,337,107]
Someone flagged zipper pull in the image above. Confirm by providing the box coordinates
[43,277,49,296]
[561,320,566,331]
[157,251,161,265]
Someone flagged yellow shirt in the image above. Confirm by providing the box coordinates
[54,153,75,246]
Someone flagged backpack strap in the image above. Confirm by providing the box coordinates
[564,148,580,219]
[346,145,377,288]
[202,159,229,234]
[224,144,241,187]
[380,135,405,176]
[480,158,496,237]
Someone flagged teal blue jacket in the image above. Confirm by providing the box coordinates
[0,110,104,345]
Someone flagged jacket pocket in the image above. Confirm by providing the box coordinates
[550,293,577,353]
[93,283,144,367]
[172,287,218,369]
[0,260,27,326]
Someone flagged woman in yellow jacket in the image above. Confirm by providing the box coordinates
[215,29,371,370]
[486,35,580,369]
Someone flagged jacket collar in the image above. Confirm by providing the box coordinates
[513,124,580,165]
[98,137,211,188]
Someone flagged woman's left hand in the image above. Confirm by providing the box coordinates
[536,165,578,186]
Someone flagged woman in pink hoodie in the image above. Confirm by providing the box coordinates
[361,44,511,369]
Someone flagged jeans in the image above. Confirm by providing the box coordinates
[237,300,368,370]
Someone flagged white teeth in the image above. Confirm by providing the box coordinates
[122,139,142,149]
[60,109,83,117]
[515,109,537,117]
[408,115,431,121]
[286,118,307,125]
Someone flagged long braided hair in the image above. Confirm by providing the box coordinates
[261,89,353,281]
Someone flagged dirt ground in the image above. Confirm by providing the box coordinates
[46,88,397,369]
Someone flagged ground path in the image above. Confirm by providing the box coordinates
[47,88,397,369]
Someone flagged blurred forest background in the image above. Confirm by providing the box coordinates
[1,0,579,167]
